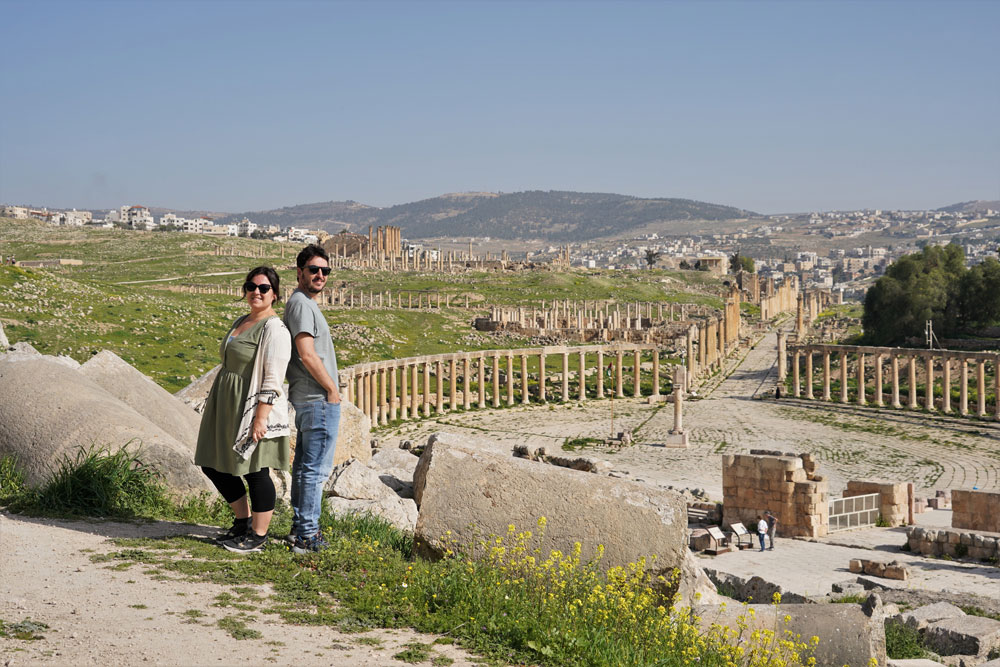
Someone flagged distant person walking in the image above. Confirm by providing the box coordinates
[284,243,341,554]
[766,510,779,550]
[757,515,768,552]
[195,266,291,554]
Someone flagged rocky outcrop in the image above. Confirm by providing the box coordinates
[695,594,887,666]
[412,431,718,607]
[80,350,201,447]
[0,355,209,495]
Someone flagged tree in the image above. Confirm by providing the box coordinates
[644,249,661,269]
[862,244,966,345]
[729,251,754,274]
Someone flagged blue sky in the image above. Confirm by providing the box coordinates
[1,0,997,214]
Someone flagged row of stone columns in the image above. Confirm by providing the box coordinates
[343,346,670,427]
[784,344,1000,418]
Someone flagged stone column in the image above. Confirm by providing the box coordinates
[777,332,787,383]
[579,350,587,400]
[478,356,486,408]
[960,360,969,416]
[942,357,951,413]
[891,355,901,408]
[977,360,986,417]
[857,352,866,405]
[561,351,570,402]
[686,331,695,381]
[615,350,624,398]
[596,349,605,399]
[792,351,801,397]
[538,352,547,402]
[822,351,831,400]
[874,354,883,406]
[411,364,419,415]
[400,365,409,420]
[463,357,471,410]
[355,374,364,414]
[671,367,685,435]
[370,370,378,424]
[389,366,398,421]
[632,350,642,398]
[805,350,814,399]
[436,360,444,413]
[506,354,515,406]
[925,356,934,411]
[908,356,918,409]
[520,354,530,404]
[379,367,388,425]
[839,351,848,403]
[651,349,661,398]
[492,354,500,408]
[449,358,458,411]
[423,362,432,417]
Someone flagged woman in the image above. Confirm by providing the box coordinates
[195,266,292,554]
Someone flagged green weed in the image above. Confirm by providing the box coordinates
[885,621,931,659]
[0,619,49,641]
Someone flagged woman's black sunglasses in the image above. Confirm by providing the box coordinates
[243,281,273,294]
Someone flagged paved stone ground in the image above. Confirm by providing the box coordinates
[384,331,1000,499]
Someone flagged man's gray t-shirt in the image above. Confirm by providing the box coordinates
[283,289,339,404]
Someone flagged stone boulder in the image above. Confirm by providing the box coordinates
[330,400,372,466]
[325,496,418,532]
[81,350,201,447]
[923,615,1000,657]
[894,602,966,632]
[0,321,8,348]
[0,355,209,495]
[694,594,887,666]
[327,459,398,503]
[174,364,221,413]
[412,431,718,607]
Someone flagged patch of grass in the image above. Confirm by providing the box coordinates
[128,604,148,609]
[561,436,603,451]
[885,621,932,660]
[217,615,262,640]
[831,594,867,604]
[0,619,49,640]
[431,656,453,666]
[393,641,433,663]
[356,636,383,647]
[960,606,1000,622]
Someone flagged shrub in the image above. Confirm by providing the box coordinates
[885,621,931,659]
[0,455,26,504]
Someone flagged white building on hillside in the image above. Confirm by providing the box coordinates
[236,218,257,237]
[1,205,29,219]
[122,205,155,229]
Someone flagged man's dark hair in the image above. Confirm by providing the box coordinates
[243,265,281,302]
[296,243,329,269]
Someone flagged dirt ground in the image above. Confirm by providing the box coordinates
[0,513,480,667]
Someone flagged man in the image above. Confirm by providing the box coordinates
[766,510,779,550]
[756,515,768,552]
[283,243,340,554]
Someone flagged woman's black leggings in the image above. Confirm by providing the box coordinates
[201,467,276,513]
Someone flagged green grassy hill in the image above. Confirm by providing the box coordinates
[0,218,726,392]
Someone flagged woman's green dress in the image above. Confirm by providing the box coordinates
[194,316,290,475]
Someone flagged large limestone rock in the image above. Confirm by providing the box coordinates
[331,400,372,466]
[894,602,965,632]
[81,350,201,446]
[413,431,718,606]
[327,459,398,503]
[0,355,210,495]
[174,364,221,413]
[923,615,1000,657]
[326,496,418,532]
[0,321,9,348]
[694,595,887,666]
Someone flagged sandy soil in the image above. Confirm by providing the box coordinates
[0,513,480,667]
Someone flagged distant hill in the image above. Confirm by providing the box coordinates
[936,200,1000,214]
[223,191,754,241]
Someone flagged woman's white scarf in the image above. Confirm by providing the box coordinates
[233,317,291,460]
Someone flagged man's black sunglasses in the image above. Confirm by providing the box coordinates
[243,281,272,294]
[306,265,331,276]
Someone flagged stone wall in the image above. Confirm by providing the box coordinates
[721,451,829,538]
[952,489,1000,533]
[844,480,911,527]
[906,526,1000,562]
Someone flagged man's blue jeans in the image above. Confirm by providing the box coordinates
[290,401,340,539]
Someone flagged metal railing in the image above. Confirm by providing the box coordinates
[828,492,880,532]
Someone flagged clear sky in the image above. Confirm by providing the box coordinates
[1,0,997,215]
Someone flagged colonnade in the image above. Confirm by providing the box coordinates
[780,340,1000,419]
[342,344,675,427]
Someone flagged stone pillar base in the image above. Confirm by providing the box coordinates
[661,432,689,448]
